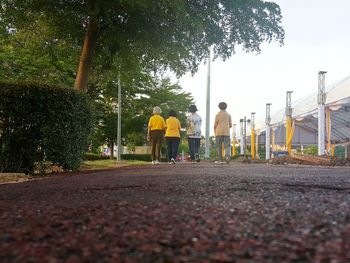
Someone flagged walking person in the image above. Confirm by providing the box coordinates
[214,102,232,164]
[165,110,181,164]
[147,106,166,164]
[187,105,202,163]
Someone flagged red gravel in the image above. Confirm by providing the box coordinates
[1,163,350,262]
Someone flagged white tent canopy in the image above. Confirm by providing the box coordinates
[255,75,350,146]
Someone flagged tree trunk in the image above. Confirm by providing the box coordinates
[74,17,98,92]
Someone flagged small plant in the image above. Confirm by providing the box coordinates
[304,145,318,156]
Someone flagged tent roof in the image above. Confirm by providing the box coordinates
[256,76,350,130]
[256,75,350,138]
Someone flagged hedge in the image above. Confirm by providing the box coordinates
[84,153,110,161]
[84,153,169,162]
[120,154,152,162]
[0,81,93,173]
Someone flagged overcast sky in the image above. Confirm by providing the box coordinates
[174,0,350,136]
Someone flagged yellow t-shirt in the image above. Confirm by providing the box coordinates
[165,117,181,137]
[214,110,232,136]
[148,114,166,131]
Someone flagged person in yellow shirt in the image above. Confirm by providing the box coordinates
[214,102,232,164]
[147,106,166,164]
[165,110,181,164]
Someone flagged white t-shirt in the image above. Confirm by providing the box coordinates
[186,113,202,138]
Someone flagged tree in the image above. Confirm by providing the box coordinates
[1,0,285,91]
[89,75,194,156]
[0,18,78,85]
[0,5,196,159]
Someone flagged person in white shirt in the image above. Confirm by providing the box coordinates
[186,105,202,163]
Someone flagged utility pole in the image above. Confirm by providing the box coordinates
[244,116,247,158]
[240,120,244,156]
[285,91,293,155]
[265,103,272,160]
[205,49,211,159]
[117,74,122,162]
[318,71,327,156]
[250,112,256,159]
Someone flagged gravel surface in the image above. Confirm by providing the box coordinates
[1,163,350,262]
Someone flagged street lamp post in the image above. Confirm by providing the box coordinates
[117,74,122,162]
[204,49,211,159]
[265,103,272,160]
[240,119,244,155]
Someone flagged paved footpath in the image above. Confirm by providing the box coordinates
[1,163,350,262]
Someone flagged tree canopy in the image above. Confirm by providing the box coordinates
[0,18,78,85]
[89,76,194,155]
[0,14,193,153]
[1,0,285,91]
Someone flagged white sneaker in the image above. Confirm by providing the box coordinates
[155,160,160,164]
[171,158,176,164]
[152,161,156,165]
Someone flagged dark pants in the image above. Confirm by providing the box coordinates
[166,137,180,161]
[150,130,164,161]
[188,137,200,161]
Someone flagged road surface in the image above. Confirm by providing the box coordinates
[1,163,350,262]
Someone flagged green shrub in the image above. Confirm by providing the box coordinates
[0,81,93,173]
[121,154,152,162]
[304,145,318,156]
[84,153,110,161]
[258,145,266,160]
[121,154,167,162]
[334,146,345,158]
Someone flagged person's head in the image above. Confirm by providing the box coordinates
[218,102,227,110]
[189,104,198,113]
[168,110,177,117]
[153,106,162,115]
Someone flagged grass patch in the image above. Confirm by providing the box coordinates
[81,159,148,170]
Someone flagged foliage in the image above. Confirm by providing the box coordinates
[88,76,194,153]
[0,15,194,155]
[121,154,168,162]
[334,146,345,158]
[1,0,285,86]
[1,1,285,159]
[303,145,318,156]
[179,139,189,155]
[206,136,218,158]
[120,154,152,162]
[0,18,79,85]
[0,81,93,173]
[84,153,110,161]
[84,153,168,162]
[258,145,266,159]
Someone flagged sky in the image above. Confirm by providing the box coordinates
[173,0,350,136]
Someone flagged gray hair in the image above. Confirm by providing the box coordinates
[153,106,162,114]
